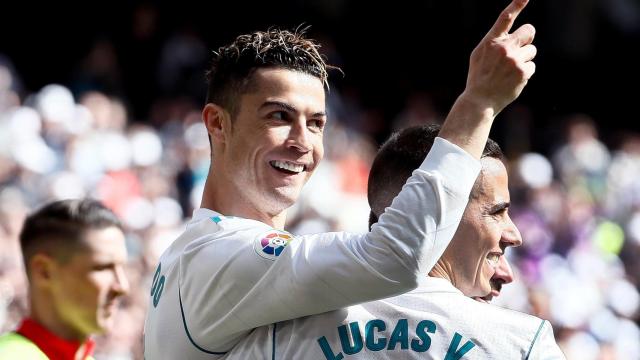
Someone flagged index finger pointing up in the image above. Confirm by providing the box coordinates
[486,0,530,38]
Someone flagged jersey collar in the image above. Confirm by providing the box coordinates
[190,208,274,229]
[16,318,95,360]
[190,208,221,223]
[414,276,464,296]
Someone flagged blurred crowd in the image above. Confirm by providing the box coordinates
[1,33,640,360]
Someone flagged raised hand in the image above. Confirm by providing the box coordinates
[464,0,536,115]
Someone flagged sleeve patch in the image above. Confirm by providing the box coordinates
[254,230,294,260]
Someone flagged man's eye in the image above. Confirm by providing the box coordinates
[309,119,325,130]
[93,264,114,271]
[493,208,508,216]
[270,111,287,120]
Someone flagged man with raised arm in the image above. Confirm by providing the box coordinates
[143,0,536,358]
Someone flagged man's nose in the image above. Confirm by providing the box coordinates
[502,216,523,248]
[112,265,130,296]
[286,119,312,153]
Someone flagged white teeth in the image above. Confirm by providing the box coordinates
[486,253,500,266]
[271,160,304,173]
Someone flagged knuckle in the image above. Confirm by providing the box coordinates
[515,63,527,77]
[494,43,509,57]
[500,11,514,23]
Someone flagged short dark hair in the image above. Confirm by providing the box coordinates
[368,124,503,228]
[205,27,332,116]
[19,199,123,273]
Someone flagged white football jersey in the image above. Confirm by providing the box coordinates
[144,138,481,359]
[226,277,566,360]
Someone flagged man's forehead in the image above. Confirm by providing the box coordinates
[240,68,326,117]
[78,227,128,261]
[476,157,510,202]
[250,67,325,93]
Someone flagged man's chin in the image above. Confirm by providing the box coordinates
[95,314,117,334]
[271,186,303,206]
[473,288,500,304]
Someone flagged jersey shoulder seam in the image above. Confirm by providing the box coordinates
[525,319,546,359]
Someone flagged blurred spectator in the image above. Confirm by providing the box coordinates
[0,55,22,112]
[157,27,207,99]
[71,39,124,97]
[553,114,610,202]
[392,91,441,130]
[0,199,129,360]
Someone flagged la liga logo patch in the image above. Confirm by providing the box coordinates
[255,230,293,260]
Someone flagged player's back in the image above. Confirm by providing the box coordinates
[227,277,565,360]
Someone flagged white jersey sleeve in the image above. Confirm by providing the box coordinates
[144,137,481,357]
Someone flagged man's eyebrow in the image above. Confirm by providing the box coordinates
[259,101,326,117]
[487,201,510,214]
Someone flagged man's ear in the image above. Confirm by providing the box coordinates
[29,253,56,288]
[203,103,231,146]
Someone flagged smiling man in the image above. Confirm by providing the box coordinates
[428,146,522,298]
[144,0,538,358]
[0,199,129,360]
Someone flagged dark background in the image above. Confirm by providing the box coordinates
[1,0,639,153]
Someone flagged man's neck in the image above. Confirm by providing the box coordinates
[428,261,456,286]
[30,300,86,342]
[201,177,287,229]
